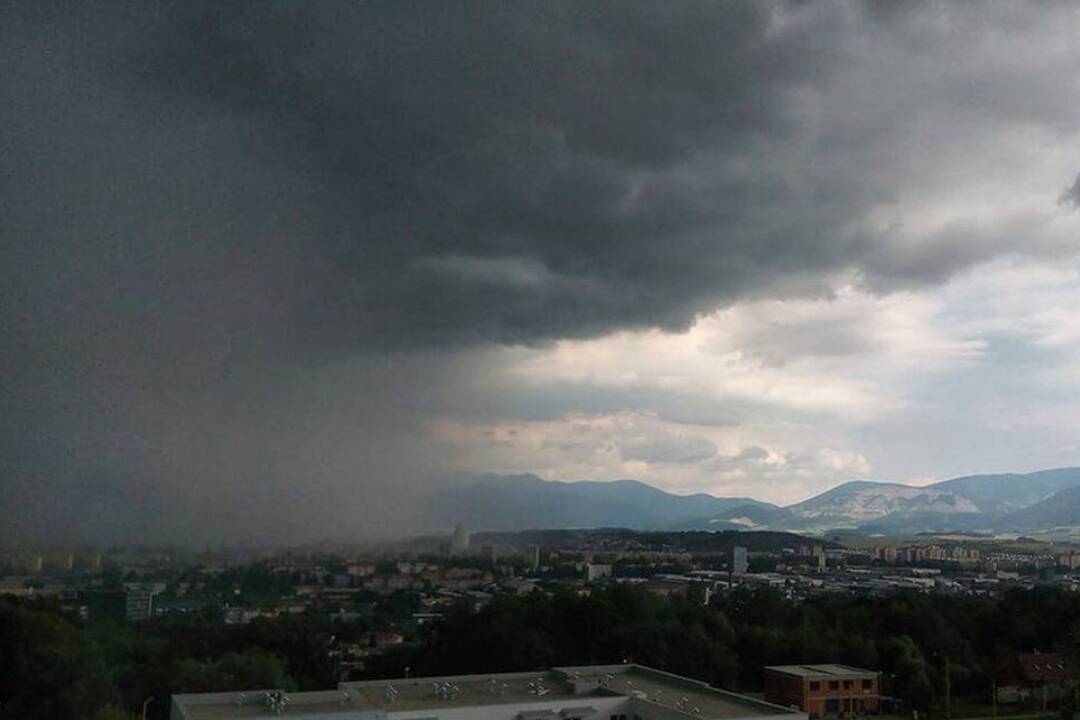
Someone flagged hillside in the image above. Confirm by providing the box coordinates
[423,468,1080,535]
[929,468,1080,515]
[997,485,1080,531]
[784,480,980,528]
[422,473,775,532]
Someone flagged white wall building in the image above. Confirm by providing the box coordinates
[449,523,470,557]
[585,563,613,581]
[171,664,807,720]
[732,547,749,576]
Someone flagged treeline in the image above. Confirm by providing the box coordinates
[370,586,1080,711]
[4,587,1080,720]
[0,601,339,720]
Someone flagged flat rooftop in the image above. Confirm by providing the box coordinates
[174,664,804,720]
[341,670,591,713]
[563,665,801,719]
[764,665,878,678]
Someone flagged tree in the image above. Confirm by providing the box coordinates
[172,650,296,693]
[0,600,109,719]
[93,704,138,720]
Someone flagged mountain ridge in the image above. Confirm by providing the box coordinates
[425,468,1080,535]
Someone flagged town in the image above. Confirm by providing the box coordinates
[4,527,1080,720]
[6,526,1080,628]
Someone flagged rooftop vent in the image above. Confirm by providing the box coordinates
[265,690,288,715]
[529,677,550,697]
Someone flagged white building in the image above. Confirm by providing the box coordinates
[450,523,470,557]
[171,664,807,720]
[584,563,613,581]
[732,546,749,576]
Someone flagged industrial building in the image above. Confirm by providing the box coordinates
[171,663,807,720]
[763,665,879,718]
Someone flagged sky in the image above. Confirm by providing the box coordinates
[4,1,1080,544]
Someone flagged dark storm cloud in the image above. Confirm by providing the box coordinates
[8,1,1069,355]
[3,1,1080,543]
[96,0,859,347]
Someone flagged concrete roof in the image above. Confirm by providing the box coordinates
[566,665,802,719]
[173,664,805,720]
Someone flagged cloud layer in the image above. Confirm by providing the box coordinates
[4,1,1080,542]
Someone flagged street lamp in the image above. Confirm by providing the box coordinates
[141,697,154,720]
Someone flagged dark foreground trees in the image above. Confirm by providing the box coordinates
[5,586,1080,720]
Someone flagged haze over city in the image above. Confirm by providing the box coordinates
[6,1,1080,545]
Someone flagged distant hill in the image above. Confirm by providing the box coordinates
[783,480,981,530]
[422,473,775,532]
[710,469,1080,533]
[997,485,1080,531]
[423,468,1080,535]
[929,468,1080,515]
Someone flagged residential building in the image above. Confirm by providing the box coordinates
[123,582,166,622]
[171,663,807,720]
[450,523,470,557]
[585,563,613,581]
[732,546,749,575]
[763,665,880,718]
[997,652,1073,707]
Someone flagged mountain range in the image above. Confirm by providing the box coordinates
[423,473,772,532]
[422,468,1080,536]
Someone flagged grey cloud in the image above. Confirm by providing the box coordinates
[718,314,877,367]
[618,433,718,464]
[13,1,849,350]
[710,446,772,473]
[8,1,1077,354]
[440,378,744,427]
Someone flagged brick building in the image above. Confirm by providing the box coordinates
[764,665,880,718]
